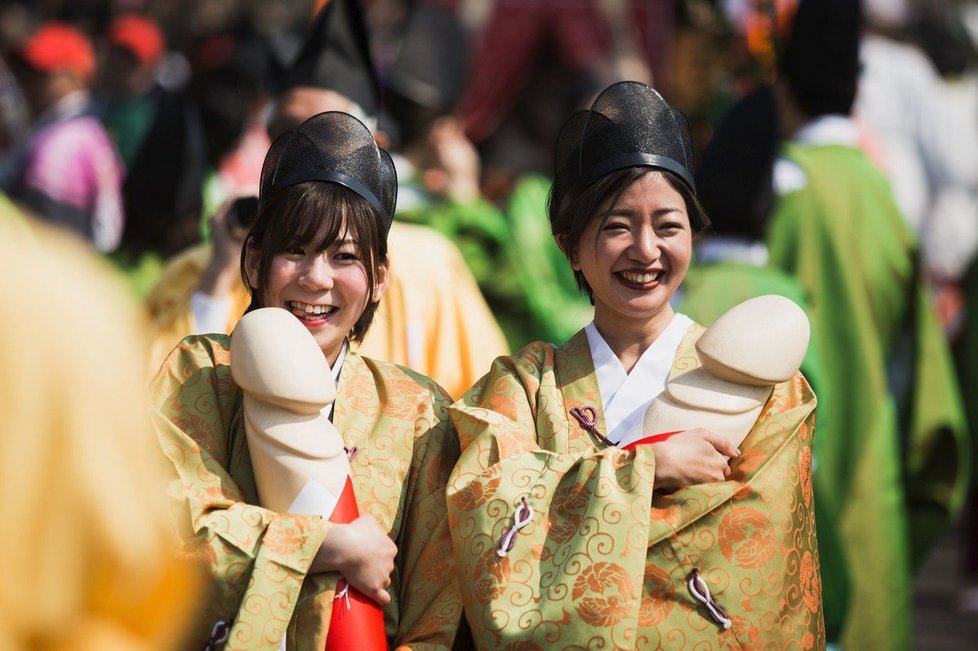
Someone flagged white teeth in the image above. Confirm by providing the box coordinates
[288,301,334,316]
[621,271,661,284]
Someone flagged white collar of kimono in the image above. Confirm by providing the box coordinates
[793,115,859,147]
[585,313,694,446]
[321,340,348,421]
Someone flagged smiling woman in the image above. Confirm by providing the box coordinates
[242,181,389,363]
[448,82,823,649]
[570,171,696,364]
[150,112,461,650]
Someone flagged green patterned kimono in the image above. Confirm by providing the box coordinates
[151,335,462,650]
[680,261,847,640]
[448,327,825,650]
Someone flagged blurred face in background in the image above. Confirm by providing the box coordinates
[10,62,83,119]
[267,86,355,140]
[98,46,153,101]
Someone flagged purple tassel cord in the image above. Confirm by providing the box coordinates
[687,568,732,630]
[569,406,612,445]
[496,497,534,557]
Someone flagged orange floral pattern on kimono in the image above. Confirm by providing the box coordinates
[449,327,825,649]
[152,335,462,650]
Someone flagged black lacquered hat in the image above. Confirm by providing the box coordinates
[259,111,397,232]
[552,81,695,211]
[276,0,379,120]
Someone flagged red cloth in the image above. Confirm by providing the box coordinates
[620,430,682,451]
[324,477,387,651]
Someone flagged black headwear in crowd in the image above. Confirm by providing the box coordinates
[385,5,470,114]
[695,85,780,242]
[259,111,397,233]
[779,0,863,117]
[278,0,380,119]
[551,81,696,212]
[382,4,469,148]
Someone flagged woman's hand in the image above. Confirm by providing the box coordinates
[198,196,249,298]
[651,428,740,491]
[311,515,398,606]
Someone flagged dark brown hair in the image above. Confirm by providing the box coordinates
[548,166,710,302]
[240,181,388,342]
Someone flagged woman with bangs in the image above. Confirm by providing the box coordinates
[448,82,823,648]
[151,112,461,650]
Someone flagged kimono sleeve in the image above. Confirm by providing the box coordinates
[447,347,659,648]
[150,336,331,650]
[391,386,463,650]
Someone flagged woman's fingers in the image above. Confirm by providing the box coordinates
[702,432,740,458]
[374,589,392,607]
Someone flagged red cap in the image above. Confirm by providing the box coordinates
[18,22,95,80]
[106,14,165,66]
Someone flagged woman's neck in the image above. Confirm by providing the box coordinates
[323,339,348,373]
[593,307,676,374]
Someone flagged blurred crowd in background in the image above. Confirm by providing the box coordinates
[2,0,978,649]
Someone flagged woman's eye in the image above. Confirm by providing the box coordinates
[285,246,305,256]
[602,222,629,233]
[334,250,360,262]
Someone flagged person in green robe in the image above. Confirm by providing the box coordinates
[448,81,824,649]
[151,112,461,650]
[762,1,970,648]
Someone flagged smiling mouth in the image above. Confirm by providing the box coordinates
[618,270,662,285]
[287,300,338,321]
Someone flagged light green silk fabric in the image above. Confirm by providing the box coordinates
[151,335,462,650]
[449,328,824,649]
[681,261,848,640]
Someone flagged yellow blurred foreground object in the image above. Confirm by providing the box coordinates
[0,219,200,651]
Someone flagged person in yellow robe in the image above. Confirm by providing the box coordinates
[151,111,461,650]
[0,216,199,651]
[448,81,824,648]
[143,0,507,396]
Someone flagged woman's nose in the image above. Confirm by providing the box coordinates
[298,255,334,290]
[629,227,661,262]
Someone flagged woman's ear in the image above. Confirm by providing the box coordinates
[556,234,580,270]
[372,257,391,303]
[243,240,260,290]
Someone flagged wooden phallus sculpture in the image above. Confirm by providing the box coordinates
[623,295,811,451]
[230,307,387,650]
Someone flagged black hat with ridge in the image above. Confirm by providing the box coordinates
[277,0,380,120]
[551,81,695,213]
[779,0,863,117]
[695,85,779,241]
[259,111,397,232]
[385,4,469,113]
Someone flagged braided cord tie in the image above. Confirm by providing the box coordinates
[203,619,231,650]
[496,497,534,557]
[687,568,732,630]
[569,406,612,445]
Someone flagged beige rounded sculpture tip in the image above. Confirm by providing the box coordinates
[230,307,336,414]
[695,295,810,386]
